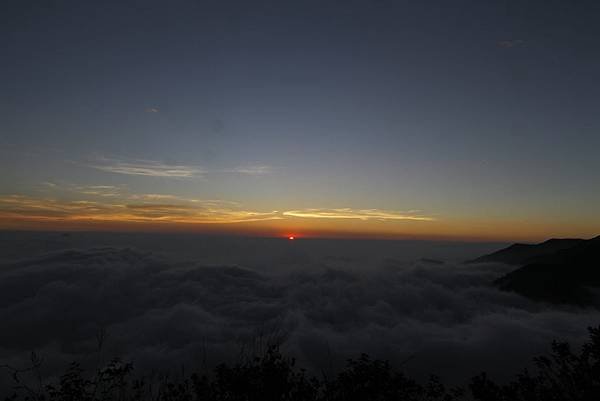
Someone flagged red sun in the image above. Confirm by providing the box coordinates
[288,236,295,240]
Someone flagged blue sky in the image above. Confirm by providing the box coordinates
[1,0,599,240]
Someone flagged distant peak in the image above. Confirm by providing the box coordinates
[505,243,531,249]
[541,238,582,244]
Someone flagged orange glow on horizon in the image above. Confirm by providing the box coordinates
[1,194,599,243]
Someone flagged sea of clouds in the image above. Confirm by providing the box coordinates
[1,232,600,393]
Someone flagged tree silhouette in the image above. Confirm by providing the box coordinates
[4,326,600,401]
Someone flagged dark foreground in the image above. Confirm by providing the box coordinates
[4,326,600,401]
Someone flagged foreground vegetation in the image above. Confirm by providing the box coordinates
[4,326,600,401]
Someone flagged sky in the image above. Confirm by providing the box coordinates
[1,0,600,241]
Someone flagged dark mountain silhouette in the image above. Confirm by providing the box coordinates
[474,236,600,305]
[468,238,584,265]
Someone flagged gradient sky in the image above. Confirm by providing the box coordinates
[2,0,599,241]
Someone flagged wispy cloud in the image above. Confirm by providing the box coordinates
[39,182,125,198]
[2,187,432,228]
[88,158,273,179]
[283,208,434,221]
[42,182,243,209]
[0,195,280,224]
[145,107,160,113]
[121,202,280,223]
[90,159,204,178]
[0,195,117,220]
[76,185,123,197]
[128,193,180,201]
[221,165,272,175]
[127,194,241,207]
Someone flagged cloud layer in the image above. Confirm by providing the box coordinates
[1,235,598,392]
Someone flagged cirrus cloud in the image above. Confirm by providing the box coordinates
[283,208,434,221]
[0,195,281,225]
[87,158,274,179]
[221,165,272,175]
[90,159,204,178]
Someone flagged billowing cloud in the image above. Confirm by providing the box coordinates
[283,208,434,221]
[0,237,598,393]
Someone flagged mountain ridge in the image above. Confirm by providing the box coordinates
[471,236,600,305]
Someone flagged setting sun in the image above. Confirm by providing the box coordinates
[288,236,295,240]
